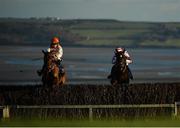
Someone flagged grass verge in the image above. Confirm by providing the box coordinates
[1,117,180,127]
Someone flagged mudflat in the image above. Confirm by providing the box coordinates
[0,45,180,85]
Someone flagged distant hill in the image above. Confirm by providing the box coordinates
[0,18,180,48]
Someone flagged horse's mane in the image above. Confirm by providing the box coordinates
[43,51,56,71]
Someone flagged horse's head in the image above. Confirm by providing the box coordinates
[115,52,127,72]
[42,50,55,73]
[116,52,126,63]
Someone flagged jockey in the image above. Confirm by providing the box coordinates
[37,37,64,76]
[47,37,63,62]
[112,47,132,65]
[108,47,133,80]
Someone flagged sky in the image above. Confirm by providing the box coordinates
[0,0,180,22]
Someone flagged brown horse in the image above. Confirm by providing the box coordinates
[109,52,129,85]
[42,50,66,87]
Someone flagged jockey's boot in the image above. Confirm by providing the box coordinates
[37,70,42,76]
[107,74,112,79]
[37,64,46,76]
[108,65,116,79]
[128,67,133,80]
[59,63,65,75]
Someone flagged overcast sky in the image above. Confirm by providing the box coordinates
[0,0,180,22]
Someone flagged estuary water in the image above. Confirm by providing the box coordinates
[0,45,180,85]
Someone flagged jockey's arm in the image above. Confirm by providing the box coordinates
[126,59,132,64]
[57,45,63,60]
[124,51,132,65]
[47,48,51,53]
[46,45,63,61]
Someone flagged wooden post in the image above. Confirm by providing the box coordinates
[174,102,178,116]
[3,106,10,119]
[89,107,93,121]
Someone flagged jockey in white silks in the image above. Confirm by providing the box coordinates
[108,47,133,80]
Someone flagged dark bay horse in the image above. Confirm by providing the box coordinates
[109,52,129,85]
[42,50,66,87]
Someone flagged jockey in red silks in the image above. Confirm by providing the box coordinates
[37,37,64,76]
[108,47,133,80]
[47,37,63,61]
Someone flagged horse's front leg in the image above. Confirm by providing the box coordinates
[52,66,60,86]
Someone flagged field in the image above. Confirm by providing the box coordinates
[1,18,180,48]
[1,117,180,127]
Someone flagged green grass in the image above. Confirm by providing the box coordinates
[140,39,180,47]
[71,29,149,38]
[70,21,156,29]
[1,117,180,127]
[70,26,180,48]
[76,39,135,46]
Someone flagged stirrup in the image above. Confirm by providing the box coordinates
[130,75,133,80]
[37,70,42,76]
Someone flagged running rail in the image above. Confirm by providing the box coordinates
[0,102,180,120]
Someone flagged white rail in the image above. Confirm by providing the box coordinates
[1,102,180,120]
